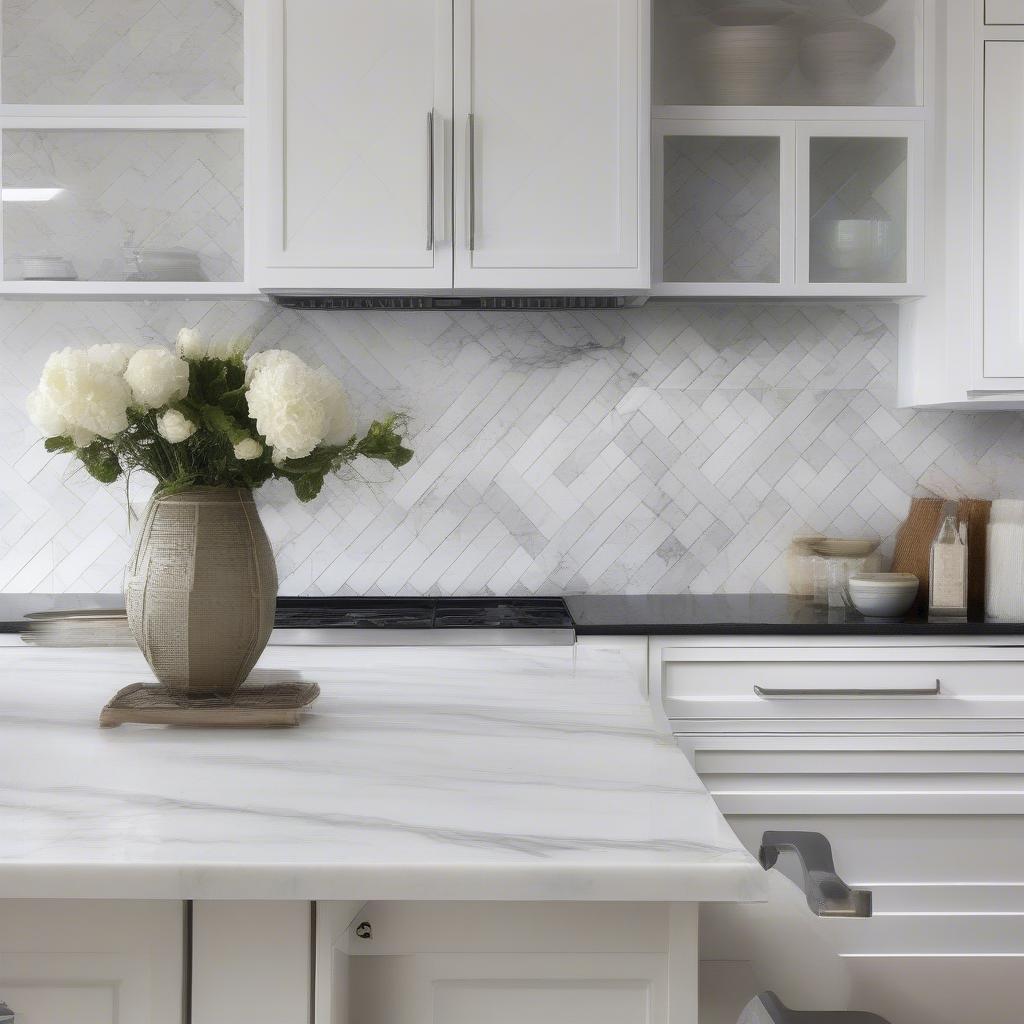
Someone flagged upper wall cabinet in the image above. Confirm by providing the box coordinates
[260,0,453,291]
[256,0,651,293]
[651,0,929,299]
[654,0,923,108]
[452,0,648,290]
[898,1,1024,409]
[0,0,251,298]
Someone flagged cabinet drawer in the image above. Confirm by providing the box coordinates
[987,0,1024,23]
[677,733,1024,814]
[661,646,1024,731]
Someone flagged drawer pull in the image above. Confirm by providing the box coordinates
[759,831,872,918]
[742,990,891,1024]
[754,680,941,698]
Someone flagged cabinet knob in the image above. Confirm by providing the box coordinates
[759,831,872,918]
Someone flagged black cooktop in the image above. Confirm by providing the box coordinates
[274,597,573,630]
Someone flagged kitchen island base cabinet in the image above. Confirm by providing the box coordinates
[0,900,183,1024]
[316,902,693,1024]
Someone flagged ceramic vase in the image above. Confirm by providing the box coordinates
[124,487,277,700]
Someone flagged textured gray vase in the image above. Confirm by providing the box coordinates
[125,487,278,700]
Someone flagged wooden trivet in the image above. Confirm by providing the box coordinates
[100,680,320,728]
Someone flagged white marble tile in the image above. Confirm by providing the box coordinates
[1,302,1024,594]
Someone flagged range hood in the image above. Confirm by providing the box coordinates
[268,294,648,311]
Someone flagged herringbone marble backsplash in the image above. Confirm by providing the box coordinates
[3,300,1024,595]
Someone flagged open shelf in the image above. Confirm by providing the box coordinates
[654,0,924,109]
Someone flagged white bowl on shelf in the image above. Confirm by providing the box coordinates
[693,21,799,104]
[847,572,919,618]
[799,17,896,104]
[817,217,897,274]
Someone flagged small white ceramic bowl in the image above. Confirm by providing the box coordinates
[847,572,919,618]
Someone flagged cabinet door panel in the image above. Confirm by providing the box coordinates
[265,0,452,285]
[984,41,1024,377]
[0,900,183,1024]
[454,0,647,288]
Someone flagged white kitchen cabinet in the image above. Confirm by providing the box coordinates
[0,0,253,299]
[652,634,1024,1024]
[986,0,1024,23]
[653,119,923,298]
[259,0,453,291]
[898,0,1024,407]
[191,901,312,1024]
[452,0,649,290]
[315,902,687,1024]
[0,900,183,1024]
[982,40,1024,378]
[654,0,925,108]
[258,0,650,293]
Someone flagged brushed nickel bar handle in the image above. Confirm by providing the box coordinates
[754,680,941,698]
[467,113,475,252]
[426,110,435,251]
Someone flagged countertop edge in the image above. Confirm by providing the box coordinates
[0,862,768,903]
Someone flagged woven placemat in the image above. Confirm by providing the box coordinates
[100,680,320,728]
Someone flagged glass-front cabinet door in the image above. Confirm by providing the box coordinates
[654,120,794,295]
[0,0,249,295]
[654,119,921,297]
[799,122,923,295]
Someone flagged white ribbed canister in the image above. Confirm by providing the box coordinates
[986,500,1024,620]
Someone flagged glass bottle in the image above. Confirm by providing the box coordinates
[929,502,968,618]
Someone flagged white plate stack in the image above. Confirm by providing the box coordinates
[14,255,77,280]
[126,247,205,282]
[986,500,1024,621]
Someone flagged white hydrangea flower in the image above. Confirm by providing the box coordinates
[125,347,190,409]
[233,437,263,460]
[317,369,356,444]
[206,335,251,360]
[175,327,205,360]
[245,348,305,385]
[156,409,197,444]
[86,343,135,375]
[26,388,72,439]
[27,346,132,446]
[246,350,330,461]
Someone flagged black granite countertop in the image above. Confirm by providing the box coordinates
[565,594,1024,636]
[2,593,1024,637]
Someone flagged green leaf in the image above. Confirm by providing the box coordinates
[44,435,75,454]
[78,444,122,484]
[356,416,414,468]
[291,473,325,502]
[199,404,249,445]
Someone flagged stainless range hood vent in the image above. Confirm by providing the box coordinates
[269,295,644,311]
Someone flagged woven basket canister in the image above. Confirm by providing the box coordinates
[124,487,277,700]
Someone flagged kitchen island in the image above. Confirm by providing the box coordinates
[0,640,763,1024]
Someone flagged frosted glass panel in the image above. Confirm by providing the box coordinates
[663,135,780,283]
[3,130,244,282]
[654,0,921,106]
[2,0,243,104]
[808,136,907,284]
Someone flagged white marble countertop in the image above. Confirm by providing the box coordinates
[0,642,764,902]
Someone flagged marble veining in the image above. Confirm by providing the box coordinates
[5,301,1024,596]
[0,642,763,901]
